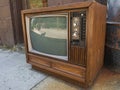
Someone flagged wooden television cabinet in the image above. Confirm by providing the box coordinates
[21,1,106,87]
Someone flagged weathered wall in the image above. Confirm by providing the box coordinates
[48,0,86,6]
[0,0,15,47]
[0,0,107,47]
[48,0,107,6]
[10,0,23,44]
[107,0,120,22]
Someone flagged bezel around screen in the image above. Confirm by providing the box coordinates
[25,13,68,61]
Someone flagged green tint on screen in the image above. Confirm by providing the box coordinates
[30,15,68,56]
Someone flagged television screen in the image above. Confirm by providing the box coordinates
[25,13,68,60]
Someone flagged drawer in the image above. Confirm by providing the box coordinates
[29,55,51,67]
[28,54,85,78]
[52,62,85,78]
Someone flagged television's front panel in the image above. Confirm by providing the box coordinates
[25,13,68,61]
[25,9,87,66]
[69,10,87,66]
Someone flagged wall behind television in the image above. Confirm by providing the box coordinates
[48,0,107,6]
[0,0,15,47]
[0,0,107,47]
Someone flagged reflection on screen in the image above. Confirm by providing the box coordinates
[29,14,68,58]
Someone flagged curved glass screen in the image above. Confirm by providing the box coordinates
[26,13,68,60]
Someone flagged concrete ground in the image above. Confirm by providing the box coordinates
[0,49,47,90]
[0,48,120,90]
[32,68,120,90]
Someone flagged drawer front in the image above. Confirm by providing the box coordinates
[29,55,51,67]
[28,54,85,78]
[52,62,85,78]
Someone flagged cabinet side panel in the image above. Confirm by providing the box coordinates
[86,2,106,86]
[21,12,29,62]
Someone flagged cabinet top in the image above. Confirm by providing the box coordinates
[21,1,104,14]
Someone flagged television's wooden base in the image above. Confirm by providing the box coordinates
[32,65,89,88]
[28,53,91,87]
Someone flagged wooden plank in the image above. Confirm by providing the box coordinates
[10,0,23,44]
